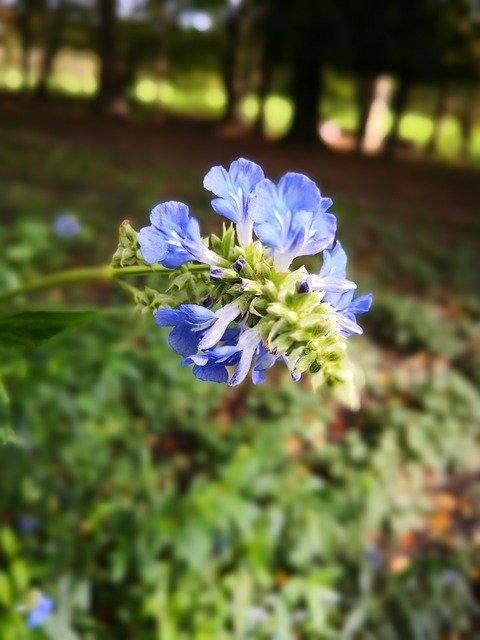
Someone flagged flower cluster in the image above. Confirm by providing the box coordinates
[118,158,372,407]
[25,591,54,629]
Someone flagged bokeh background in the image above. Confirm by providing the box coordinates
[1,1,480,638]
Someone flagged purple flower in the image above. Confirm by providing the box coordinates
[26,592,54,629]
[139,201,219,268]
[155,302,241,357]
[203,158,264,246]
[248,172,336,270]
[53,213,82,238]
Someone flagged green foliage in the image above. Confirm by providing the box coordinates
[0,311,97,349]
[1,138,479,637]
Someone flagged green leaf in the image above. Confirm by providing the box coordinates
[0,380,15,445]
[0,311,98,349]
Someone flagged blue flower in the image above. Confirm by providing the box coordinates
[249,344,301,384]
[139,201,219,268]
[229,328,264,386]
[53,213,82,238]
[248,172,336,270]
[251,343,277,384]
[307,241,356,297]
[365,545,382,572]
[317,242,372,336]
[203,158,264,246]
[442,569,460,586]
[16,515,39,535]
[155,302,241,357]
[26,591,54,629]
[183,346,241,383]
[335,291,373,336]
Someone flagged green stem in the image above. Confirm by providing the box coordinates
[0,263,210,303]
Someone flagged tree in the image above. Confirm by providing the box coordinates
[96,0,122,114]
[281,0,330,146]
[35,0,67,98]
[220,1,244,122]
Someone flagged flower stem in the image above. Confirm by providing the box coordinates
[0,263,210,304]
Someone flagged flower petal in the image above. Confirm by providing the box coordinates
[192,363,229,383]
[203,158,264,226]
[138,226,167,265]
[168,325,202,357]
[154,308,184,327]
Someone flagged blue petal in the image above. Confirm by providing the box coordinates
[204,158,264,225]
[179,304,216,325]
[320,241,347,279]
[230,158,264,193]
[339,315,363,337]
[184,215,203,244]
[248,179,278,223]
[229,331,262,386]
[335,289,355,311]
[249,173,320,224]
[277,172,321,215]
[207,346,241,364]
[192,363,229,383]
[154,308,184,327]
[150,201,190,229]
[203,165,230,199]
[320,197,333,211]
[348,293,373,315]
[182,354,208,367]
[168,325,201,357]
[211,197,240,224]
[142,201,208,267]
[158,245,195,269]
[255,349,277,371]
[222,327,242,345]
[303,212,337,256]
[252,219,283,251]
[138,226,167,265]
[252,368,266,384]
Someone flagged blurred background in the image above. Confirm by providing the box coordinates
[1,0,480,638]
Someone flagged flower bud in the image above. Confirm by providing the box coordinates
[210,267,224,282]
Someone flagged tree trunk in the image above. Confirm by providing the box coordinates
[35,0,66,99]
[96,0,121,115]
[384,79,411,156]
[221,9,241,123]
[425,84,448,156]
[221,0,253,124]
[282,0,325,147]
[355,76,375,150]
[252,3,275,136]
[283,54,323,146]
[17,0,33,93]
[459,84,476,162]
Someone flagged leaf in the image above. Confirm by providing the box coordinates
[0,311,98,349]
[0,380,15,445]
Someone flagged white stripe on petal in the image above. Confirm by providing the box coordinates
[229,329,262,386]
[198,302,241,350]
